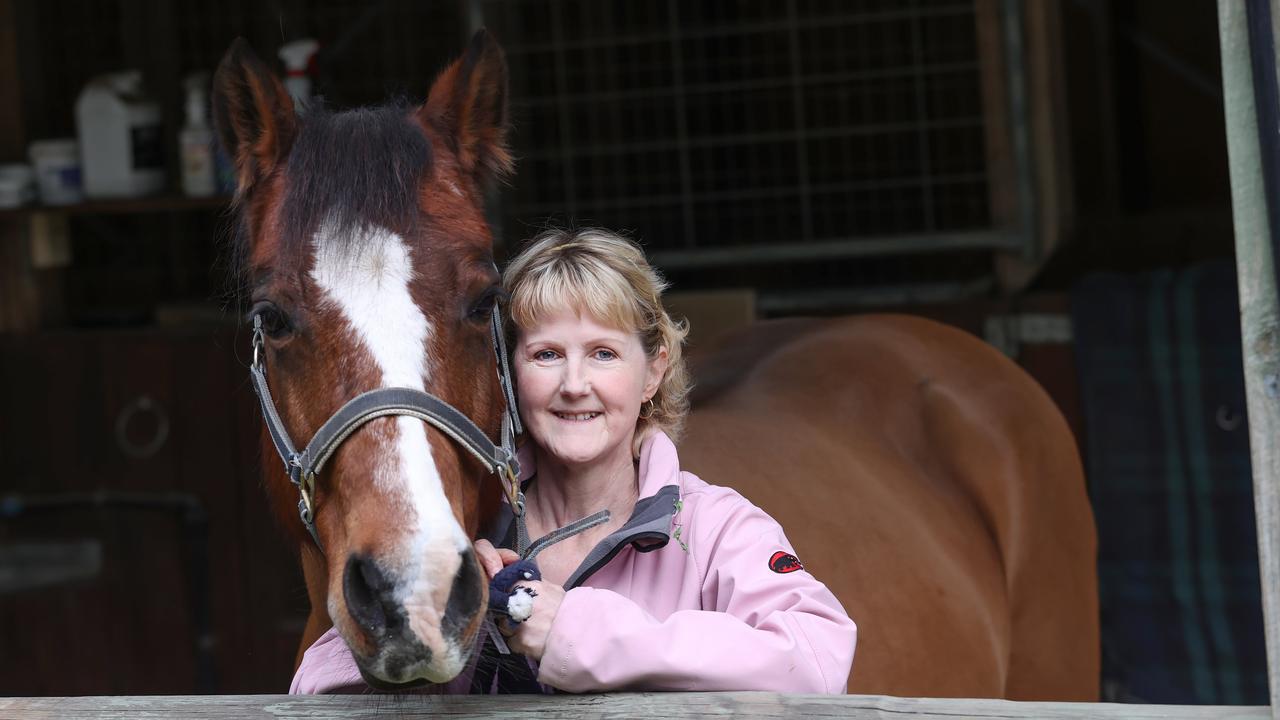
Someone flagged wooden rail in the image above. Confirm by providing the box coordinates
[0,693,1270,719]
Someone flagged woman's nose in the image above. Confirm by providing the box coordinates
[560,358,590,395]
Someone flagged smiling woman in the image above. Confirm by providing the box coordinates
[291,227,858,694]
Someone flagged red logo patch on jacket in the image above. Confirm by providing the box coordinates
[769,551,803,574]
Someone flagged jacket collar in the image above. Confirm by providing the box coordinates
[490,432,683,588]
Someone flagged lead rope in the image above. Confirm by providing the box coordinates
[484,508,611,656]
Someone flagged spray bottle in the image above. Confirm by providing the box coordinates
[278,39,320,112]
[179,73,216,197]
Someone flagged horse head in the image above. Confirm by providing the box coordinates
[213,31,513,687]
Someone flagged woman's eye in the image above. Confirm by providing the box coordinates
[533,349,559,362]
[249,302,293,340]
[594,349,618,361]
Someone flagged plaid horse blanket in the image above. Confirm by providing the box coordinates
[1071,261,1268,704]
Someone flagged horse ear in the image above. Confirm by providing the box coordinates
[421,29,513,187]
[212,37,297,199]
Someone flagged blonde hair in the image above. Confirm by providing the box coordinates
[503,228,690,454]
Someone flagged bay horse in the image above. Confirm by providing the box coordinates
[214,32,1098,697]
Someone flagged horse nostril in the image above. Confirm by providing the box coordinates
[344,554,396,637]
[443,547,483,636]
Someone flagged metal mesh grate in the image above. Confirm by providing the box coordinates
[19,0,996,312]
[485,0,995,305]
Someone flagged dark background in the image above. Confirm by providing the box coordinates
[0,0,1263,702]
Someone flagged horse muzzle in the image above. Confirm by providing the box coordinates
[340,546,486,685]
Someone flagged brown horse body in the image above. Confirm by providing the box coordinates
[681,315,1099,699]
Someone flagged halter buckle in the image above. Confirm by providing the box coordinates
[500,463,525,517]
[298,469,317,523]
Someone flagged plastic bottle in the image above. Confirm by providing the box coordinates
[179,74,216,197]
[278,39,319,111]
[75,71,164,198]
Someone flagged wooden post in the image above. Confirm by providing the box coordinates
[1218,1,1280,715]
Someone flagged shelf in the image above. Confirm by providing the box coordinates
[0,194,232,219]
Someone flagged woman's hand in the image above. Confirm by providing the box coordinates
[473,539,566,661]
[500,579,565,661]
[474,539,519,579]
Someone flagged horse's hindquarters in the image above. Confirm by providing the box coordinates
[682,407,1011,697]
[682,315,1099,699]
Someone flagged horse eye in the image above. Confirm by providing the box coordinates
[249,301,293,339]
[467,287,506,323]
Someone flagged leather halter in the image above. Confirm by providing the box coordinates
[248,305,526,553]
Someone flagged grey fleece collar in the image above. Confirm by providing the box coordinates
[487,483,682,590]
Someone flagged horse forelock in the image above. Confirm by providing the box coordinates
[274,102,433,266]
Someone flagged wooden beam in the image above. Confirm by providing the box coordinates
[0,692,1270,719]
[1218,1,1280,716]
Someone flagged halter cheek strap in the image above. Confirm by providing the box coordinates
[249,305,527,554]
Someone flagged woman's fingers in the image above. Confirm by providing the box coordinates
[473,539,504,578]
[473,540,524,579]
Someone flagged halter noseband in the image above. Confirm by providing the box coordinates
[247,305,526,553]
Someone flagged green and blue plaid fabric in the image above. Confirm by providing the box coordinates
[1072,261,1268,704]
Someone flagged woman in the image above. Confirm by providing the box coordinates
[292,228,857,694]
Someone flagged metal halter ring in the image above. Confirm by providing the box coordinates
[252,315,265,368]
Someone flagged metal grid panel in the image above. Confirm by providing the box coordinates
[486,0,995,305]
[20,0,996,311]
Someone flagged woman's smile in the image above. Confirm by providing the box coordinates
[553,411,602,422]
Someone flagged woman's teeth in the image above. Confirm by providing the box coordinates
[555,412,600,421]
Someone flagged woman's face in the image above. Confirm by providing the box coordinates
[515,307,666,471]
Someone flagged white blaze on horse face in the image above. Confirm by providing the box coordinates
[310,221,470,677]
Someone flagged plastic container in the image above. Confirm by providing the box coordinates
[0,163,35,208]
[28,139,83,205]
[75,71,164,198]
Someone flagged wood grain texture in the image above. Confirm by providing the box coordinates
[0,693,1269,719]
[1218,1,1280,716]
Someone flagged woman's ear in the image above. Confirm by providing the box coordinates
[212,37,297,200]
[645,345,670,401]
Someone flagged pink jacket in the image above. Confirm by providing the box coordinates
[291,432,857,694]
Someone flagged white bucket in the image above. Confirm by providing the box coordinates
[0,164,34,208]
[29,138,84,205]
